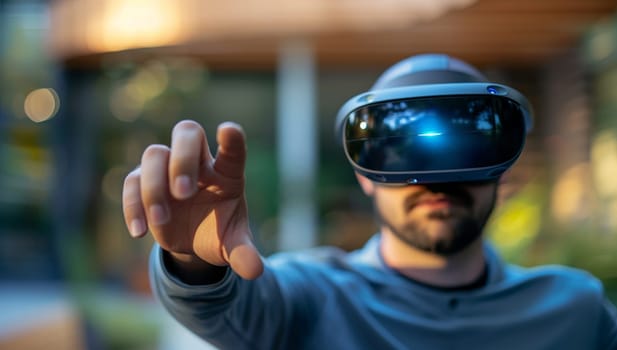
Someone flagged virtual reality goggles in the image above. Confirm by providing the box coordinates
[336,83,533,184]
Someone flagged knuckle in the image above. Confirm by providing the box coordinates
[122,190,143,210]
[122,200,143,216]
[171,153,197,170]
[140,179,167,200]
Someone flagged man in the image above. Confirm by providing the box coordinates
[122,54,617,349]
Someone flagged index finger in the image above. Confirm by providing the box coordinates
[213,122,247,179]
[169,120,212,199]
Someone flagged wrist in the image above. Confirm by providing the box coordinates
[162,250,229,285]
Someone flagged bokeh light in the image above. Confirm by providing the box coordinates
[108,60,169,122]
[551,163,592,224]
[588,26,616,63]
[23,88,60,123]
[592,130,617,197]
[109,84,145,122]
[166,57,206,93]
[93,0,182,52]
[101,166,129,204]
[488,183,542,256]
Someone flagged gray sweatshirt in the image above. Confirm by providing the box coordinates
[150,235,617,350]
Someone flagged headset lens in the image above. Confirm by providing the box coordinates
[344,96,526,173]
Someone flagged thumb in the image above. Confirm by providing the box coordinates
[222,228,264,280]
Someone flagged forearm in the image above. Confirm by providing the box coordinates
[149,244,290,349]
[150,245,240,347]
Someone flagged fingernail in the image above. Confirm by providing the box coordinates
[149,204,169,225]
[129,219,146,237]
[174,175,194,199]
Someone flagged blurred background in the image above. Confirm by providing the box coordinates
[1,0,617,349]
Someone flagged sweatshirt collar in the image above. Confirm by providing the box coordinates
[349,233,505,288]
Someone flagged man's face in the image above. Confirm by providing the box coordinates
[358,176,499,256]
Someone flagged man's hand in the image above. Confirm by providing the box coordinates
[122,120,263,281]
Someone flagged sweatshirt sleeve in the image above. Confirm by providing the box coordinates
[148,244,292,350]
[598,298,617,350]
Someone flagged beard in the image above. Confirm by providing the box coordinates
[375,184,496,256]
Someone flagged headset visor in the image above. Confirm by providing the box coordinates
[343,95,526,181]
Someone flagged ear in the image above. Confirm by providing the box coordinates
[355,172,375,196]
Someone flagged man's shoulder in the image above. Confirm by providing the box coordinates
[263,246,370,289]
[513,263,600,283]
[266,235,381,272]
[505,263,605,301]
[267,246,351,269]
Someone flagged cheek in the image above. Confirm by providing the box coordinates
[470,186,498,219]
[374,189,411,222]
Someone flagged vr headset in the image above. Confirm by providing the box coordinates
[335,54,534,185]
